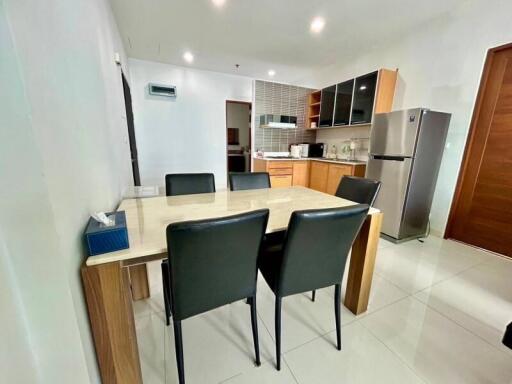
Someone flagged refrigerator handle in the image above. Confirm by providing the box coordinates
[372,155,406,161]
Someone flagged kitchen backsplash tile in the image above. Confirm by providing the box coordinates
[316,125,371,161]
[254,80,316,152]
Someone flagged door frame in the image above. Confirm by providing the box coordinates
[225,100,252,180]
[444,42,512,239]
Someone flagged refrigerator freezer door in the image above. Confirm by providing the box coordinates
[369,108,423,157]
[366,156,413,239]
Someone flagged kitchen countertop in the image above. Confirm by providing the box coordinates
[254,157,367,165]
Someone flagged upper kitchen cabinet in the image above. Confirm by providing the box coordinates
[333,79,354,126]
[319,85,336,127]
[306,68,398,129]
[351,71,378,125]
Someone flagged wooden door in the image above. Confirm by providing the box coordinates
[326,164,352,195]
[309,161,329,192]
[446,43,512,257]
[292,161,310,187]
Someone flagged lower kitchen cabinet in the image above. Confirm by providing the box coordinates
[254,158,309,188]
[270,175,293,188]
[311,161,367,195]
[326,164,353,194]
[309,161,329,192]
[292,161,310,187]
[253,158,366,194]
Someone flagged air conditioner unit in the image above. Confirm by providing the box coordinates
[148,83,177,98]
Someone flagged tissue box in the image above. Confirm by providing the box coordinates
[84,211,129,256]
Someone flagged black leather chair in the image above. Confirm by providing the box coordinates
[164,209,269,384]
[504,322,512,349]
[165,173,216,196]
[229,172,270,191]
[335,175,381,206]
[309,176,381,302]
[228,171,285,253]
[162,173,216,326]
[258,205,369,370]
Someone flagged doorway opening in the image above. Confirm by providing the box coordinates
[226,100,252,176]
[445,42,512,258]
[121,72,141,186]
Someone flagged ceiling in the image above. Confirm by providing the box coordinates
[109,0,467,84]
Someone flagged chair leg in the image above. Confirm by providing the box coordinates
[161,262,171,326]
[311,290,316,302]
[334,284,341,351]
[275,297,282,371]
[249,296,261,366]
[173,320,185,384]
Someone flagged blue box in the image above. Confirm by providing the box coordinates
[84,211,129,256]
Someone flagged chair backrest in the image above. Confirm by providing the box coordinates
[277,205,369,297]
[166,209,269,320]
[165,173,215,196]
[229,172,270,191]
[335,176,381,206]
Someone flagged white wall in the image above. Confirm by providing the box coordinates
[1,0,132,382]
[129,59,253,189]
[304,0,512,234]
[0,4,40,381]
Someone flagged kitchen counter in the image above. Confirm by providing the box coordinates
[253,157,367,194]
[254,156,367,166]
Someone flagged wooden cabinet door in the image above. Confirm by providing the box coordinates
[309,161,329,192]
[326,164,352,195]
[253,158,267,173]
[269,167,293,176]
[353,164,366,177]
[270,175,292,188]
[292,161,310,187]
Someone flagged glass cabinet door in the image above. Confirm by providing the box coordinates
[319,85,336,127]
[351,71,378,125]
[333,79,354,126]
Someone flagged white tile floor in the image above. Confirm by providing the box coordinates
[134,236,512,384]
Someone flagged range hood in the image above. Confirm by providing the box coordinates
[259,114,297,129]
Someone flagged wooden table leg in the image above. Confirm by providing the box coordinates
[344,212,383,315]
[129,264,150,301]
[82,262,143,384]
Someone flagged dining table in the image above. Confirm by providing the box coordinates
[81,186,383,384]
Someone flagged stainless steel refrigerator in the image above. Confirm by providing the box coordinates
[366,108,451,241]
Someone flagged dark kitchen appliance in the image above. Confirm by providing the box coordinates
[307,143,325,158]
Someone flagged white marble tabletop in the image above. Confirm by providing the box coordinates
[86,186,379,266]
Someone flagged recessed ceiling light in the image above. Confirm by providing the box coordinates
[268,70,276,77]
[183,51,194,63]
[212,0,226,7]
[310,17,325,33]
[359,85,367,90]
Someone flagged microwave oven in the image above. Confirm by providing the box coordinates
[300,143,324,158]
